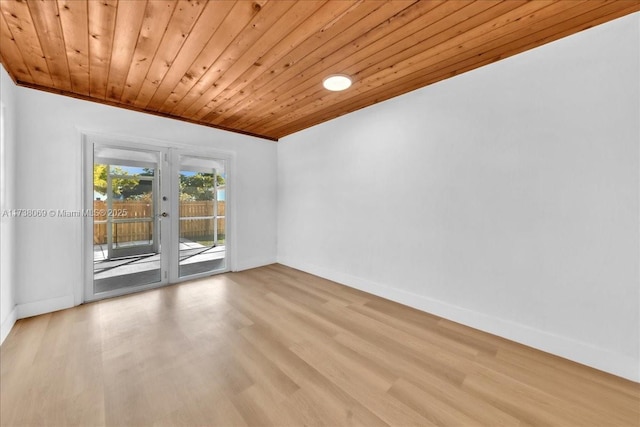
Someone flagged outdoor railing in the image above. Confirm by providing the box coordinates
[93,200,225,244]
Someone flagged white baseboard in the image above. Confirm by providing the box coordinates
[235,256,277,272]
[17,294,75,320]
[0,305,18,345]
[278,257,639,383]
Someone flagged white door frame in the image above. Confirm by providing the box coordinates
[80,131,236,303]
[169,149,229,284]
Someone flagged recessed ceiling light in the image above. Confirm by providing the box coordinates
[322,74,352,91]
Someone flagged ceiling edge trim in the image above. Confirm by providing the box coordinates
[13,80,279,142]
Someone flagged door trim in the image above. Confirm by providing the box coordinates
[80,130,236,303]
[170,149,230,284]
[83,138,170,302]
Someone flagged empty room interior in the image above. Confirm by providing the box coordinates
[1,1,639,425]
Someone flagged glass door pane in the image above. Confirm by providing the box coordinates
[93,146,164,295]
[178,156,226,278]
[108,167,156,258]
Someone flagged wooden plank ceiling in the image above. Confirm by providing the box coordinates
[1,0,639,141]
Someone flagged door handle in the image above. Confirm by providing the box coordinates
[161,212,168,218]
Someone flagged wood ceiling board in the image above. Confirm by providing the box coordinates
[254,0,623,136]
[214,0,416,130]
[205,0,386,128]
[1,0,638,141]
[27,0,72,91]
[132,0,210,109]
[189,0,327,122]
[87,0,117,99]
[169,0,296,118]
[198,0,341,124]
[1,0,53,87]
[57,0,90,96]
[158,0,281,117]
[266,1,637,138]
[105,0,147,101]
[119,0,177,105]
[14,77,279,142]
[250,0,575,136]
[0,12,32,83]
[140,0,235,111]
[239,0,527,134]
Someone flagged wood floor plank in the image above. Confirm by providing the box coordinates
[238,323,388,427]
[462,368,605,426]
[264,263,371,305]
[233,333,301,403]
[496,345,640,401]
[1,264,638,426]
[290,340,435,427]
[349,302,484,358]
[388,377,486,427]
[474,351,640,426]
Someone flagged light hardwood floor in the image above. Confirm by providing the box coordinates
[1,264,638,426]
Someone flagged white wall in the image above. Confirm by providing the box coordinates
[10,81,277,318]
[0,65,18,344]
[278,13,640,381]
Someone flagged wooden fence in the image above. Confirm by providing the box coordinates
[93,200,225,244]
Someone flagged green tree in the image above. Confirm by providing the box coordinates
[95,165,223,201]
[93,164,143,198]
[179,173,225,201]
[93,164,109,195]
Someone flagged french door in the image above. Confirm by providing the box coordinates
[84,137,229,301]
[177,155,226,279]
